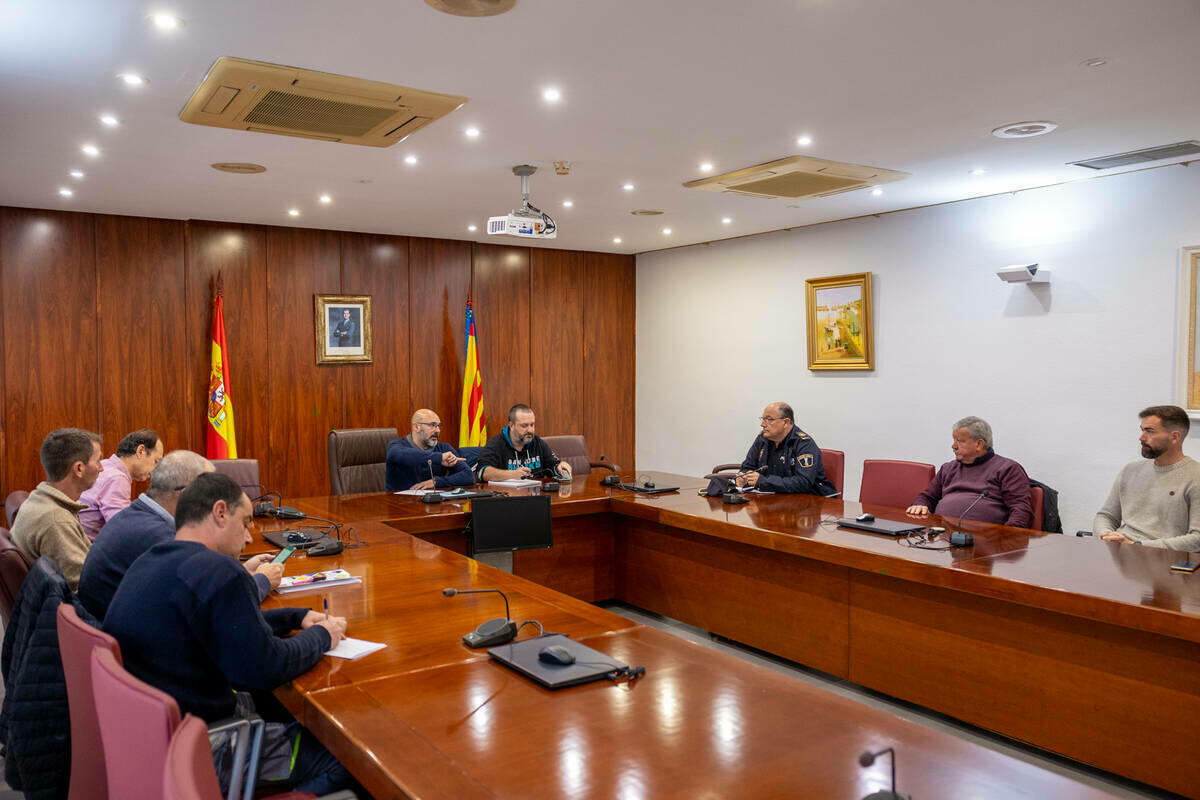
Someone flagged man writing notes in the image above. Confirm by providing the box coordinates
[736,402,836,496]
[906,416,1032,527]
[1094,405,1200,550]
[475,404,571,481]
[385,409,474,491]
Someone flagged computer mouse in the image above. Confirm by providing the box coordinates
[856,513,875,523]
[537,645,576,665]
[421,493,444,504]
[644,481,655,489]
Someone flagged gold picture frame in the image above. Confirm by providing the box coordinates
[805,272,874,370]
[315,294,373,364]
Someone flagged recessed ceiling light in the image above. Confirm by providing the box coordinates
[81,143,100,157]
[150,12,181,30]
[992,120,1058,139]
[612,237,622,244]
[99,114,119,127]
[542,87,561,103]
[721,217,732,224]
[1082,57,1108,68]
[404,154,418,165]
[796,135,813,147]
[623,183,635,191]
[699,162,714,173]
[562,199,573,208]
[318,194,331,204]
[969,168,986,176]
[662,228,672,235]
[464,126,480,138]
[69,170,84,179]
[288,209,300,217]
[871,188,883,197]
[467,224,477,232]
[58,188,73,197]
[118,73,146,87]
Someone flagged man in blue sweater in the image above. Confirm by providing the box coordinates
[104,472,353,794]
[386,408,475,491]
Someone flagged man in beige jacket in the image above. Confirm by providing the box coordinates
[12,428,104,590]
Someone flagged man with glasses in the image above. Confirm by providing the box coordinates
[386,408,475,491]
[735,402,836,496]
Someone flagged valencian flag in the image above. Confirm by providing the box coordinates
[205,275,238,459]
[459,298,488,447]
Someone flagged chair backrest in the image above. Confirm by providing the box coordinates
[820,449,845,497]
[163,714,223,800]
[458,446,486,468]
[92,647,181,800]
[5,489,29,527]
[541,435,592,476]
[0,526,32,625]
[858,459,936,509]
[57,604,121,800]
[1029,485,1045,532]
[210,459,262,495]
[327,427,398,495]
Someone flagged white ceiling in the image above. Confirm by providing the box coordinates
[2,0,1198,255]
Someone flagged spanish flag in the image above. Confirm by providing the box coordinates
[205,277,238,459]
[459,299,487,447]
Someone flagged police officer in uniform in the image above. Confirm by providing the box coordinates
[736,402,836,496]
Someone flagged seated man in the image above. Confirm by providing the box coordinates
[385,408,474,491]
[475,404,572,481]
[78,428,164,540]
[103,472,353,795]
[11,428,103,590]
[1093,405,1200,550]
[736,402,836,495]
[78,450,282,620]
[906,416,1032,527]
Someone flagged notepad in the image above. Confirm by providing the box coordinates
[276,569,361,594]
[487,478,542,488]
[325,637,387,660]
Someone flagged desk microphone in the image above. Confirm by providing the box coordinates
[442,587,518,648]
[858,747,910,800]
[952,491,988,547]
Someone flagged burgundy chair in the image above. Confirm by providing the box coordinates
[210,459,263,495]
[0,526,32,626]
[1029,486,1045,532]
[541,435,619,476]
[57,604,120,800]
[327,427,398,495]
[5,490,29,527]
[858,459,936,509]
[820,449,845,497]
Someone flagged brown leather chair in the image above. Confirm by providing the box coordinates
[209,458,262,495]
[0,526,33,626]
[541,435,619,476]
[6,489,29,527]
[327,427,398,495]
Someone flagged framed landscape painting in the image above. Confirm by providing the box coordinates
[805,272,874,370]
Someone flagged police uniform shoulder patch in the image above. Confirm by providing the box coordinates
[798,453,814,468]
[796,429,810,440]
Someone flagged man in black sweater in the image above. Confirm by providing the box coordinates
[104,472,353,794]
[475,403,571,482]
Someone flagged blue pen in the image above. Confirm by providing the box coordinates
[323,596,329,617]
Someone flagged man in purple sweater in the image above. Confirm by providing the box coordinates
[906,416,1033,528]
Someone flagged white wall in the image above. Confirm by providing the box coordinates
[636,166,1200,533]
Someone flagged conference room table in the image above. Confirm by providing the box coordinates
[256,472,1199,798]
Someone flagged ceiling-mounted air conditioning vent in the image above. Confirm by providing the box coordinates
[683,156,909,200]
[1069,140,1200,170]
[179,57,468,147]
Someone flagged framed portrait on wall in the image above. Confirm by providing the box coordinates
[315,294,373,364]
[804,272,874,370]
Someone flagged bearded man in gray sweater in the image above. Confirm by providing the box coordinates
[1094,405,1200,550]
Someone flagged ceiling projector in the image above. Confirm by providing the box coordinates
[488,164,557,239]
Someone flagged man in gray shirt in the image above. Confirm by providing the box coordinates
[1093,405,1200,550]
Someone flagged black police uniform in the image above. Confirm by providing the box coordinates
[740,425,836,496]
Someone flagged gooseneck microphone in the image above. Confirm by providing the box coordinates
[442,587,518,648]
[858,747,909,800]
[952,491,988,547]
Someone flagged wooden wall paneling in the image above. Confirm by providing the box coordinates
[583,253,636,471]
[95,215,190,459]
[407,238,471,443]
[339,233,410,431]
[530,249,585,438]
[265,226,343,496]
[1,207,99,491]
[185,221,270,478]
[468,243,530,437]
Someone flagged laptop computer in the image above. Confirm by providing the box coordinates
[837,517,926,536]
[488,634,627,689]
[618,481,680,495]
